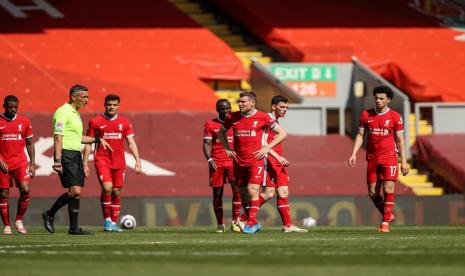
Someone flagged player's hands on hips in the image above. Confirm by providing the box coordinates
[401,162,409,176]
[100,138,113,151]
[348,155,356,167]
[135,161,142,174]
[225,149,237,159]
[208,160,217,171]
[254,146,270,160]
[276,156,290,166]
[0,159,8,173]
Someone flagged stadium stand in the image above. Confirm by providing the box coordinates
[0,0,247,112]
[209,0,465,102]
[413,134,465,193]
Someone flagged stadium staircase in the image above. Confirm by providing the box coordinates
[168,0,275,110]
[398,114,443,196]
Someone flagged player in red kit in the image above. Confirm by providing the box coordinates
[348,85,409,233]
[219,91,287,234]
[0,95,35,235]
[259,96,307,233]
[83,94,142,232]
[203,99,242,233]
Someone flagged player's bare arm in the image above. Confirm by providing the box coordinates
[53,134,63,173]
[25,137,35,177]
[82,144,92,178]
[254,125,287,160]
[81,135,113,151]
[126,136,142,174]
[203,138,217,171]
[395,131,409,176]
[219,127,236,158]
[268,148,290,166]
[348,129,364,167]
[0,158,8,173]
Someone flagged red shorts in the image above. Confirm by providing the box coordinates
[0,165,31,189]
[209,166,234,188]
[366,158,398,184]
[265,164,290,187]
[234,160,265,187]
[95,165,125,188]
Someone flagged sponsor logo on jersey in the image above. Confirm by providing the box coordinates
[100,125,107,129]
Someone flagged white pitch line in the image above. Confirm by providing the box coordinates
[0,241,177,250]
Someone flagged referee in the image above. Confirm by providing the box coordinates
[42,84,111,235]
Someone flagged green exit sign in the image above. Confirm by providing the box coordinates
[270,64,337,97]
[271,65,336,81]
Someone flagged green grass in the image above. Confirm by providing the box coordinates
[1,226,465,276]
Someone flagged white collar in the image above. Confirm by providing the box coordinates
[375,108,390,115]
[242,109,257,117]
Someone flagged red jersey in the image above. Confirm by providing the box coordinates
[0,114,33,170]
[265,113,283,166]
[87,114,134,169]
[359,108,404,161]
[203,118,233,167]
[222,110,277,166]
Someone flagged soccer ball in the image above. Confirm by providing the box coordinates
[120,215,137,229]
[302,217,317,227]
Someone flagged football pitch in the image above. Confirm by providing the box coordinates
[1,226,465,276]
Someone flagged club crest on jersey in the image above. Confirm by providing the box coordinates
[18,124,22,131]
[252,120,258,128]
[384,120,390,127]
[119,124,123,131]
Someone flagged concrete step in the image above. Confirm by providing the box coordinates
[399,174,429,183]
[191,14,216,24]
[412,187,444,196]
[219,35,245,44]
[241,80,251,90]
[173,3,202,13]
[402,182,434,188]
[235,51,263,58]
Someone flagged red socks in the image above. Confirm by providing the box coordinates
[277,196,292,227]
[100,193,111,220]
[15,193,30,221]
[246,199,260,226]
[383,193,395,223]
[258,194,267,207]
[110,195,121,223]
[0,197,10,226]
[232,191,242,221]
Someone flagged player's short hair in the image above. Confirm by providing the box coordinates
[239,91,257,102]
[3,95,18,105]
[105,94,121,103]
[271,95,288,105]
[69,84,88,97]
[216,99,230,108]
[373,85,394,100]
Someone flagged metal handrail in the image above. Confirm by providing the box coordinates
[415,102,465,136]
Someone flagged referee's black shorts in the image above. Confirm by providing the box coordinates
[59,149,84,188]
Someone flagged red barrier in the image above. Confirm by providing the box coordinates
[414,135,465,192]
[211,0,465,102]
[0,0,247,112]
[8,112,413,197]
